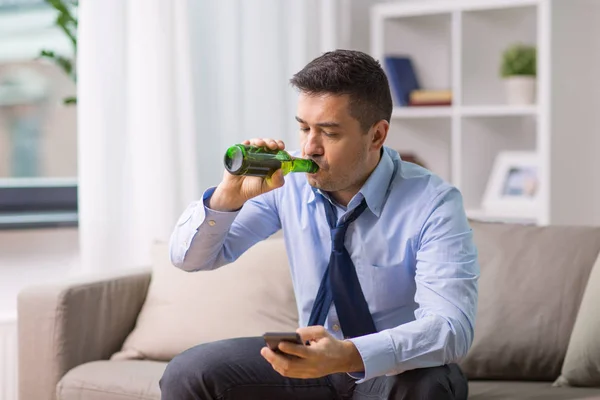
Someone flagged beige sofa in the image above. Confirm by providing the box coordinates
[18,221,600,400]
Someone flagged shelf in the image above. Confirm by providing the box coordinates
[461,0,539,13]
[372,0,600,226]
[391,105,538,119]
[373,0,540,19]
[460,105,538,117]
[392,106,452,119]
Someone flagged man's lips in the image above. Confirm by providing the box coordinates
[310,162,325,172]
[306,158,322,166]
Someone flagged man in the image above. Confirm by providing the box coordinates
[161,49,479,400]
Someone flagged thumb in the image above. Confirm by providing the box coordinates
[296,326,330,343]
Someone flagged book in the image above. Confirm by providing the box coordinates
[408,100,452,107]
[384,56,420,107]
[409,89,452,104]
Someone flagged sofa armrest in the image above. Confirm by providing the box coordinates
[17,267,152,400]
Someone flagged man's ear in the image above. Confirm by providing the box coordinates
[370,119,389,151]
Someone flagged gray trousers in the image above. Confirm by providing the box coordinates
[159,337,468,400]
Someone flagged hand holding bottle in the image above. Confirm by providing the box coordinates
[209,138,287,212]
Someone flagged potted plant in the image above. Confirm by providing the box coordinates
[500,43,536,105]
[38,0,78,105]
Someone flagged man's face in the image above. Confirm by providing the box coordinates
[296,92,376,196]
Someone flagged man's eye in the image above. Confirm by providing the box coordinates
[300,127,310,132]
[324,132,337,138]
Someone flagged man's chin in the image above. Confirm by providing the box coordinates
[306,174,322,189]
[306,174,334,191]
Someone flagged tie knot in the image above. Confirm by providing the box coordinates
[324,198,368,253]
[331,225,348,252]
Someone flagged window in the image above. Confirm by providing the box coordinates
[0,0,77,228]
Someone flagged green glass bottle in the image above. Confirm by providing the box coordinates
[223,144,319,177]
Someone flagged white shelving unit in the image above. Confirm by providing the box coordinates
[371,0,600,226]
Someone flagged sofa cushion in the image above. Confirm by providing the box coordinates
[111,235,298,361]
[57,360,165,400]
[469,380,600,399]
[555,249,600,387]
[460,221,600,381]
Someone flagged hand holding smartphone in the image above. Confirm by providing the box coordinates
[262,332,307,355]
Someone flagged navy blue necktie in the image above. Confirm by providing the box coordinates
[308,198,377,338]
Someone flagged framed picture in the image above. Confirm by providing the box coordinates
[482,151,539,218]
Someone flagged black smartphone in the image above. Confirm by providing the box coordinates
[262,332,304,354]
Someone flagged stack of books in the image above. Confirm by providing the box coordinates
[384,55,452,107]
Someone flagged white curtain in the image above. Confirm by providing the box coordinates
[189,0,327,179]
[77,0,341,273]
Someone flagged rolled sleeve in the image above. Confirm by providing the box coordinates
[169,186,282,272]
[169,187,240,270]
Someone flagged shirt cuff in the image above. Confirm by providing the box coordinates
[170,187,242,268]
[198,187,240,233]
[347,331,397,383]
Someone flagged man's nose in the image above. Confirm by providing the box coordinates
[303,132,324,157]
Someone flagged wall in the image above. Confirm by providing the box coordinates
[0,228,79,315]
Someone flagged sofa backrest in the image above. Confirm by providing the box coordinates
[460,221,600,381]
[112,221,600,383]
[112,233,298,361]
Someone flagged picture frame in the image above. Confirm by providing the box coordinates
[482,151,540,219]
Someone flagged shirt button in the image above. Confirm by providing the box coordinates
[208,220,216,226]
[332,324,340,332]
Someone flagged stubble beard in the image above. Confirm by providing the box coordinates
[305,148,367,194]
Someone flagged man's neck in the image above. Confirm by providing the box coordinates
[328,189,359,208]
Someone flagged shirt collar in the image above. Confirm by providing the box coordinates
[307,147,395,218]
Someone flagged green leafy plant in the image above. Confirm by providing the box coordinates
[38,0,78,105]
[500,43,536,78]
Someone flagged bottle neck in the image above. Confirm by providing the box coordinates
[281,158,318,175]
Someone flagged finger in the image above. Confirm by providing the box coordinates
[242,139,250,145]
[260,346,280,364]
[271,169,285,187]
[264,169,285,190]
[276,140,285,150]
[264,138,279,150]
[248,138,267,148]
[261,347,295,373]
[296,326,330,343]
[278,341,310,359]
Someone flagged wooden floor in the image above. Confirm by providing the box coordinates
[0,228,80,317]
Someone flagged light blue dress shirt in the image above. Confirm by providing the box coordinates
[170,146,479,383]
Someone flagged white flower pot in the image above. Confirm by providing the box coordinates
[504,76,536,105]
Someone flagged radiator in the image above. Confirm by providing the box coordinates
[0,315,17,400]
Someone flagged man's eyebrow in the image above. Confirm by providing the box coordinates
[295,116,341,128]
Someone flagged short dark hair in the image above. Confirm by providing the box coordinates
[290,49,393,132]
